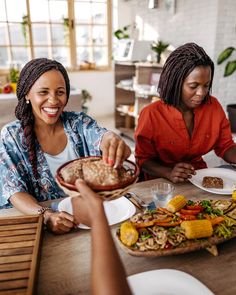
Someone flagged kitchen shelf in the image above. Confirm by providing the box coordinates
[115,62,162,140]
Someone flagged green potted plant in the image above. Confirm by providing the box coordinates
[81,89,92,113]
[217,47,236,132]
[21,15,29,45]
[114,25,131,40]
[9,67,20,93]
[151,40,169,63]
[217,47,236,77]
[63,17,70,45]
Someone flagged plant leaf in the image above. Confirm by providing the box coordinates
[217,47,235,64]
[224,60,236,77]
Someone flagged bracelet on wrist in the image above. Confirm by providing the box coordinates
[37,206,51,215]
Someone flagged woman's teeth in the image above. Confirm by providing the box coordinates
[43,107,59,114]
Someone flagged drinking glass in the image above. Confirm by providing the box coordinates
[151,182,174,208]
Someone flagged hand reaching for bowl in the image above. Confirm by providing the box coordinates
[168,162,196,183]
[100,131,131,168]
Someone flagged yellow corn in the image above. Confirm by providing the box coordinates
[166,195,187,213]
[120,221,139,246]
[181,220,213,239]
[232,189,236,201]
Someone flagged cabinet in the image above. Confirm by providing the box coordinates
[115,62,162,140]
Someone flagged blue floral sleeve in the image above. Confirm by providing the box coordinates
[63,112,108,157]
[0,124,29,208]
[0,112,109,208]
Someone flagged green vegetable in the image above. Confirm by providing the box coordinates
[141,234,152,241]
[212,208,223,216]
[146,209,157,214]
[200,200,213,214]
[215,223,232,239]
[200,200,211,207]
[187,200,195,206]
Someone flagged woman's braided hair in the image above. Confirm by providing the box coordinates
[15,58,70,179]
[158,42,214,107]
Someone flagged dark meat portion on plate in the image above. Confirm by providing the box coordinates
[202,176,223,189]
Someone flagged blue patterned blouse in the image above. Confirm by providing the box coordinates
[0,111,107,208]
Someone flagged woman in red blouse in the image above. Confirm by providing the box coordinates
[135,43,236,183]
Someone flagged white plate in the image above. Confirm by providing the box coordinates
[189,168,236,195]
[128,269,215,295]
[58,196,136,229]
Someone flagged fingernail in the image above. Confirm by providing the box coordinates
[108,159,114,165]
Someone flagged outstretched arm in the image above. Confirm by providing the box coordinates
[73,180,132,295]
[10,192,75,234]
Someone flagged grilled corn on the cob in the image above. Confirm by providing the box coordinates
[232,189,236,201]
[181,220,213,239]
[120,221,139,246]
[166,195,187,213]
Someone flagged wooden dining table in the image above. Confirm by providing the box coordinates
[1,178,236,295]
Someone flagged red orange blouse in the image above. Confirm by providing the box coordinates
[135,96,236,175]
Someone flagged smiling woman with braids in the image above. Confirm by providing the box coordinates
[0,58,130,234]
[135,42,236,183]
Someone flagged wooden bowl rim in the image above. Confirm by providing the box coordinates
[56,156,139,192]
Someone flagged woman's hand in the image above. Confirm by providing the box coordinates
[100,131,131,168]
[168,162,195,183]
[71,179,105,227]
[45,210,76,234]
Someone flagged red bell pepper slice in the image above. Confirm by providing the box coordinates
[186,205,204,211]
[180,209,201,215]
[179,214,197,220]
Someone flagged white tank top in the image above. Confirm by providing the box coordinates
[44,140,77,177]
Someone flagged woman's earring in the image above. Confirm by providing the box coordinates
[26,100,30,104]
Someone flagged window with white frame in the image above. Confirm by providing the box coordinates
[0,0,111,71]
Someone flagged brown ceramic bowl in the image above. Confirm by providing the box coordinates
[56,156,139,192]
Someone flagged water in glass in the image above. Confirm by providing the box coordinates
[151,182,174,208]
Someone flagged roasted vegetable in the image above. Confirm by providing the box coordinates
[232,190,236,201]
[180,220,213,239]
[166,195,187,213]
[180,208,201,215]
[120,221,139,246]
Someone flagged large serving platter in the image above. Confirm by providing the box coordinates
[116,230,236,257]
[116,199,236,257]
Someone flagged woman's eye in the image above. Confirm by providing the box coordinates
[57,91,65,96]
[39,91,47,95]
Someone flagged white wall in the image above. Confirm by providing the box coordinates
[68,0,236,118]
[69,70,114,118]
[213,0,236,109]
[116,0,236,112]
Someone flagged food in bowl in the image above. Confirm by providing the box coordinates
[60,157,98,184]
[202,176,223,189]
[58,156,137,190]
